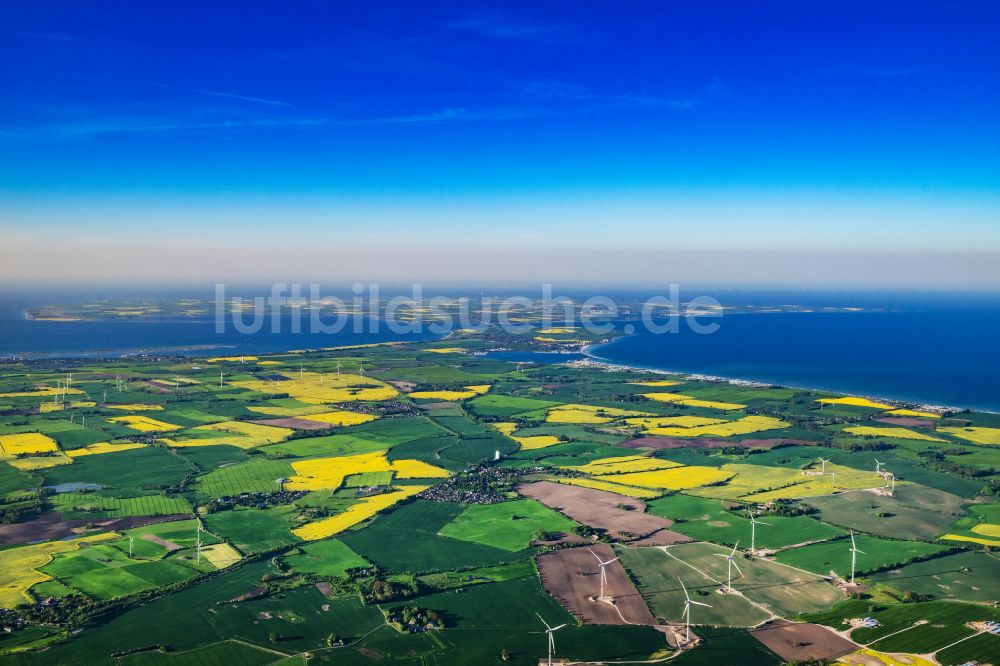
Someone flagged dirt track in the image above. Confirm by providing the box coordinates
[537,544,656,626]
[518,480,670,539]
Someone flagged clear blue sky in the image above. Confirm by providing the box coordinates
[2,2,999,287]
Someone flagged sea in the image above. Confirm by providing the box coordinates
[1,287,998,412]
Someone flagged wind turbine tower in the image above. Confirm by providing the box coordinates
[874,458,883,474]
[588,548,621,602]
[849,530,865,585]
[714,541,743,592]
[749,512,771,552]
[679,578,711,645]
[536,613,566,666]
[818,457,829,474]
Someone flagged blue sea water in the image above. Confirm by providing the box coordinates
[590,306,1000,412]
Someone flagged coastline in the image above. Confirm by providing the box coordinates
[582,336,991,415]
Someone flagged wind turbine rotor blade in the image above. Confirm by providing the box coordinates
[757,521,772,526]
[588,548,602,563]
[607,557,620,564]
[552,624,567,631]
[732,559,744,576]
[856,549,867,555]
[535,612,552,630]
[730,541,739,556]
[690,600,712,608]
[678,577,690,600]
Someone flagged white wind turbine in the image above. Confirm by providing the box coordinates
[849,530,865,585]
[128,535,134,558]
[874,458,883,474]
[679,577,711,644]
[818,457,830,474]
[195,525,204,563]
[536,613,566,666]
[714,541,743,592]
[336,359,342,376]
[749,512,771,552]
[588,548,620,602]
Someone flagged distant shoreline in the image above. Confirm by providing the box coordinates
[582,336,991,415]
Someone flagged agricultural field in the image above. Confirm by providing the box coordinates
[0,331,995,665]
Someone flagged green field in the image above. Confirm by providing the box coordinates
[437,498,577,551]
[773,533,950,577]
[340,500,533,573]
[49,492,191,518]
[281,538,368,576]
[195,459,295,497]
[865,551,1000,602]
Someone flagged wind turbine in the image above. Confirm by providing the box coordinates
[299,364,304,381]
[818,457,830,475]
[888,473,895,494]
[336,359,342,376]
[588,548,620,602]
[219,369,224,388]
[536,613,566,666]
[749,512,771,552]
[358,361,365,378]
[713,541,743,592]
[679,577,711,644]
[196,525,204,563]
[128,535,134,558]
[849,530,865,585]
[831,470,836,487]
[874,458,883,474]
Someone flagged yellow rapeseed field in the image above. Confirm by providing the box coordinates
[257,361,283,366]
[246,405,328,417]
[0,387,83,398]
[424,348,467,354]
[536,327,576,334]
[7,453,73,471]
[0,533,116,607]
[206,356,259,363]
[843,426,946,443]
[292,485,428,541]
[107,415,182,432]
[66,442,146,457]
[300,411,378,427]
[554,477,662,498]
[646,415,790,438]
[545,404,650,424]
[534,337,584,343]
[625,415,727,429]
[941,533,1000,547]
[628,379,682,387]
[971,523,1000,538]
[938,426,1000,446]
[816,396,892,409]
[0,432,59,456]
[513,435,561,450]
[200,543,242,569]
[566,455,682,475]
[640,392,746,410]
[409,385,491,400]
[38,403,65,413]
[106,404,164,411]
[389,459,451,479]
[232,372,397,404]
[886,409,940,418]
[286,452,449,491]
[844,648,936,666]
[598,466,732,490]
[161,421,292,448]
[491,422,518,436]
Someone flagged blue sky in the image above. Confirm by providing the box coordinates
[2,1,999,287]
